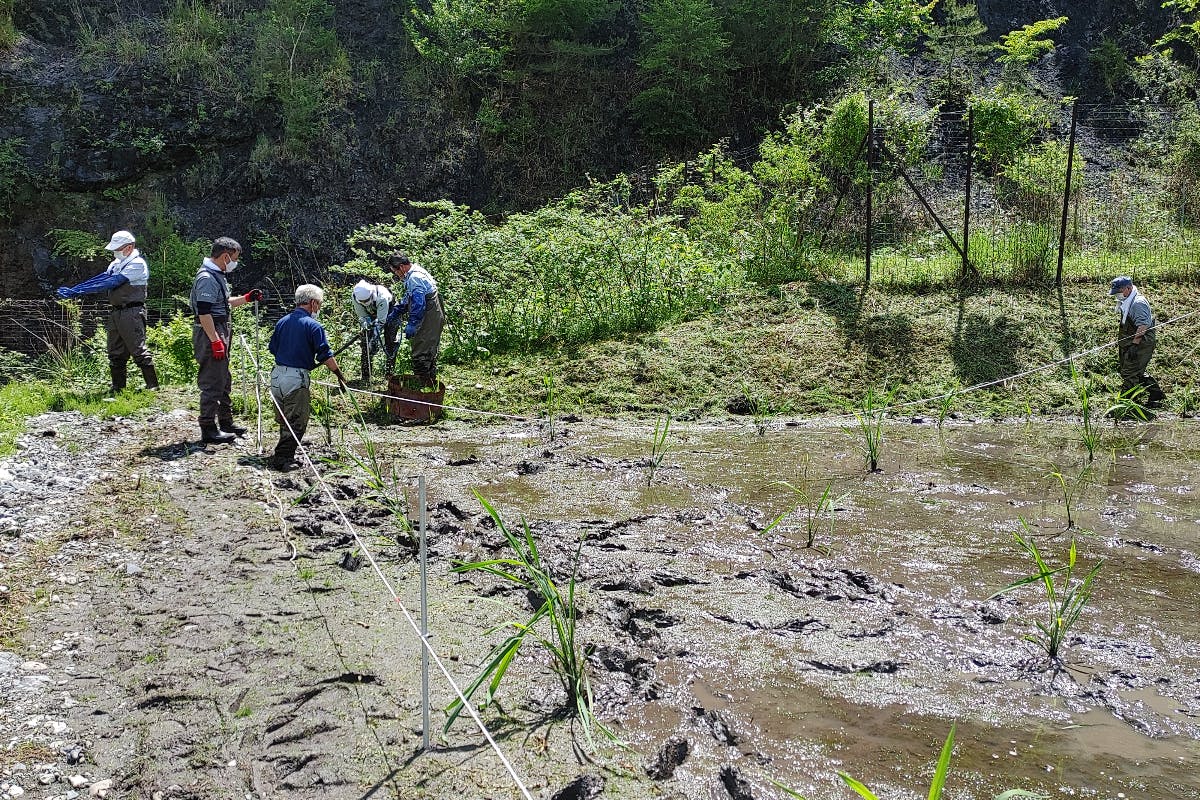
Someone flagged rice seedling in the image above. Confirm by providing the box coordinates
[543,374,556,441]
[987,518,1104,661]
[854,383,897,473]
[1046,464,1090,530]
[645,414,671,486]
[934,379,959,430]
[1071,366,1100,462]
[447,491,615,747]
[1105,385,1151,424]
[762,457,844,551]
[770,723,1046,799]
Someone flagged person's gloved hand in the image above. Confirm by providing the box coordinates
[244,288,264,303]
[56,287,79,299]
[361,319,374,331]
[333,372,348,394]
[210,339,227,360]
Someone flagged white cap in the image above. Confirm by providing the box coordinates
[104,230,136,251]
[352,280,375,303]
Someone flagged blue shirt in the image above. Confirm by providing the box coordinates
[400,263,439,336]
[269,307,334,369]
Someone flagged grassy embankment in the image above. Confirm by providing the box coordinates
[4,275,1195,458]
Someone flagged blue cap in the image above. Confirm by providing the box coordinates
[1109,276,1133,295]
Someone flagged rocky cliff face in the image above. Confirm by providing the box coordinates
[1,0,486,297]
[0,0,1179,299]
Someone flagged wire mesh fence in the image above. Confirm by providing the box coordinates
[821,98,1200,285]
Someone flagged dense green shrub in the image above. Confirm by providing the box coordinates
[968,89,1051,169]
[0,137,28,219]
[1164,106,1200,220]
[146,313,198,383]
[999,140,1084,220]
[345,186,733,362]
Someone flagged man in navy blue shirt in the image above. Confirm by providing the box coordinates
[266,284,347,471]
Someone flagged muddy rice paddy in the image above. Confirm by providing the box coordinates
[1,406,1198,800]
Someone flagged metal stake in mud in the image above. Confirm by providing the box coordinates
[419,475,430,750]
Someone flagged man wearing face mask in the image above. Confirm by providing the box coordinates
[189,236,264,444]
[55,230,159,394]
[267,284,347,471]
[1109,275,1164,406]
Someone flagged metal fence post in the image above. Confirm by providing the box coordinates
[963,107,973,279]
[866,98,874,286]
[1056,99,1079,285]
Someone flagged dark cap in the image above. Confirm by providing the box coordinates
[1108,276,1133,295]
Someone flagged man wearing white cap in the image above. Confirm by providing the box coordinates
[56,229,158,393]
[350,279,401,379]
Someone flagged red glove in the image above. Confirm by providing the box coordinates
[244,289,264,303]
[210,339,227,360]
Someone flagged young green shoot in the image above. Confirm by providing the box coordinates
[1046,463,1090,530]
[646,414,671,486]
[854,383,897,473]
[543,374,556,441]
[447,491,617,748]
[935,380,959,430]
[763,457,843,551]
[1106,385,1152,424]
[769,723,1046,799]
[1071,366,1099,462]
[987,518,1104,662]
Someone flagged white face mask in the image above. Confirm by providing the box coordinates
[225,259,239,273]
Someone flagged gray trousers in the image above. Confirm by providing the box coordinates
[270,366,311,459]
[193,318,232,426]
[409,294,445,384]
[106,307,154,370]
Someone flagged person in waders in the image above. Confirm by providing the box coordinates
[385,253,444,387]
[1109,275,1164,408]
[56,230,159,394]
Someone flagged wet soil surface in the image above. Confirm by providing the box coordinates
[1,407,1198,800]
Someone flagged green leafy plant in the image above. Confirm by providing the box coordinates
[996,16,1068,86]
[762,458,843,551]
[1046,464,1089,530]
[934,380,960,430]
[542,374,556,441]
[447,492,614,746]
[771,723,1046,799]
[1072,366,1100,462]
[854,383,897,473]
[987,518,1104,661]
[645,414,671,486]
[1106,385,1152,423]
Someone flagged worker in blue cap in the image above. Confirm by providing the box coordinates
[1109,275,1163,406]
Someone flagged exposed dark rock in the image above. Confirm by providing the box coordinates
[645,736,689,780]
[550,774,605,800]
[719,764,755,799]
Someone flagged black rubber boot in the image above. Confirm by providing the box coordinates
[140,364,160,391]
[201,425,236,444]
[110,362,127,394]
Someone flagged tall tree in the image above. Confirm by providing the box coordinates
[632,0,732,144]
[926,0,989,102]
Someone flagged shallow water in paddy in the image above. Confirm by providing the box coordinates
[395,417,1200,799]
